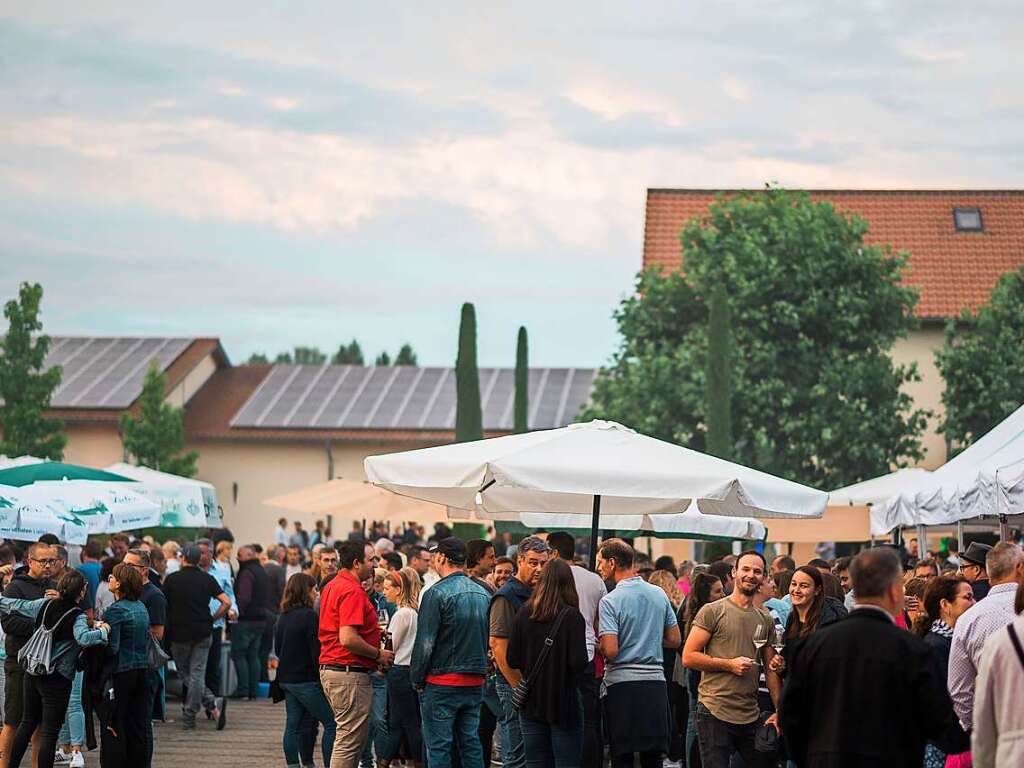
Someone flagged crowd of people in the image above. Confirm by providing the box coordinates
[0,517,1020,768]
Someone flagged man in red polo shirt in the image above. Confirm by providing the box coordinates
[319,540,395,768]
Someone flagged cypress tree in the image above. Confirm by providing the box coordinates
[705,284,733,459]
[514,326,529,433]
[455,303,483,442]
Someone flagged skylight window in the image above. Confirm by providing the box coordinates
[954,207,983,232]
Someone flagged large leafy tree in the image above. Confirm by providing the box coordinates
[0,283,66,459]
[585,188,928,489]
[120,363,198,477]
[936,266,1024,454]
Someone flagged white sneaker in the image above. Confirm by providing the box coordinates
[54,750,72,765]
[70,751,86,768]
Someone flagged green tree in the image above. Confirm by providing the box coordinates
[332,339,365,365]
[704,285,733,459]
[375,351,392,366]
[274,351,293,364]
[394,343,418,366]
[292,346,327,364]
[584,188,928,488]
[120,363,198,477]
[936,266,1024,453]
[455,303,483,442]
[0,283,66,460]
[514,326,529,433]
[246,352,270,364]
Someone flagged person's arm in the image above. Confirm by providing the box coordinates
[211,592,231,624]
[221,571,238,621]
[336,591,391,664]
[410,590,440,688]
[0,596,46,620]
[947,624,976,730]
[597,593,620,661]
[682,625,753,677]
[662,596,681,649]
[505,609,523,672]
[148,594,167,641]
[489,597,520,686]
[74,611,109,648]
[235,570,253,616]
[569,612,588,672]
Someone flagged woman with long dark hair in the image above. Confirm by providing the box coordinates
[914,575,974,768]
[784,566,847,643]
[377,567,422,768]
[506,558,587,768]
[275,572,336,768]
[102,562,153,767]
[681,572,724,768]
[0,570,109,768]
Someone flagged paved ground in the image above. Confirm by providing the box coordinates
[152,698,287,768]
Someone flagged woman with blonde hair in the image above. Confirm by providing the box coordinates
[649,570,684,610]
[377,567,423,767]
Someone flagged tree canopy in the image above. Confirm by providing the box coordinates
[0,283,66,460]
[936,266,1024,454]
[120,363,198,477]
[584,188,928,489]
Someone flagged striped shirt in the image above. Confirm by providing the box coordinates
[947,582,1018,729]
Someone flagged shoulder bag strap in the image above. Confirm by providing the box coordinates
[524,607,570,683]
[1007,623,1024,672]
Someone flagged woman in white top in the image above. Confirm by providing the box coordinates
[378,567,423,768]
[972,585,1024,768]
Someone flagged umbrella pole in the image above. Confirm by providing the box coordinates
[999,514,1009,543]
[588,495,602,571]
[957,520,965,553]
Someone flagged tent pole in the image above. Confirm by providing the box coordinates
[957,520,965,552]
[916,524,928,559]
[999,514,1009,543]
[588,495,602,570]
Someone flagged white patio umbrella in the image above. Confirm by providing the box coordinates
[0,485,91,544]
[105,463,220,528]
[264,478,455,526]
[366,420,824,565]
[34,480,162,533]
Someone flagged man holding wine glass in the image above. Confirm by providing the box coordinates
[682,551,782,768]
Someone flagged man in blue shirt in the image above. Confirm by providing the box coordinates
[597,538,680,768]
[75,540,104,614]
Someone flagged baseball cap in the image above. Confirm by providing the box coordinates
[429,537,467,565]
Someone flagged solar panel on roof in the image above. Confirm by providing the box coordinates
[229,364,597,431]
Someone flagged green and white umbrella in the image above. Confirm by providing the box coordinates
[0,485,91,544]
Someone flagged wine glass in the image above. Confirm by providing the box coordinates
[772,620,786,655]
[752,622,768,666]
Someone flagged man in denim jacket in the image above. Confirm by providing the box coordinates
[411,537,491,768]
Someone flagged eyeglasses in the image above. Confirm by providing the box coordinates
[30,558,59,567]
[127,562,148,571]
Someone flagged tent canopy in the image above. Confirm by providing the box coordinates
[0,462,131,486]
[829,468,931,507]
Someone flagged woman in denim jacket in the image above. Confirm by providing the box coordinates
[0,569,109,768]
[101,562,152,768]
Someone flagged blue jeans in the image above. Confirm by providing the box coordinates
[57,670,84,747]
[230,621,264,699]
[420,684,484,768]
[495,677,526,768]
[282,681,336,767]
[360,673,388,768]
[519,707,583,768]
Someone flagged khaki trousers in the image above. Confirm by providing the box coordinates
[320,669,373,768]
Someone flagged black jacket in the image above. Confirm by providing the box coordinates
[780,607,968,768]
[2,573,51,657]
[820,596,848,627]
[235,559,269,622]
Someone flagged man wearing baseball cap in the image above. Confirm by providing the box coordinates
[411,537,492,768]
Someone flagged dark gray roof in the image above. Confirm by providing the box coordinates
[45,337,194,409]
[230,365,596,431]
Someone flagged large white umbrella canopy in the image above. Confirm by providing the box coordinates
[873,403,1024,535]
[265,478,455,525]
[514,503,767,541]
[34,480,162,533]
[365,420,826,520]
[105,463,220,528]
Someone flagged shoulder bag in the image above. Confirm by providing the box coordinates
[510,607,569,710]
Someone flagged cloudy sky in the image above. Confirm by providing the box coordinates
[1,2,1021,367]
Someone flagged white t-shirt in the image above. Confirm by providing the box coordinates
[572,564,607,662]
[389,606,418,666]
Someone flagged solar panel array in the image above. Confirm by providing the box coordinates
[44,337,193,409]
[231,365,597,431]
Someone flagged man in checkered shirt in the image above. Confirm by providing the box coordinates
[947,542,1024,729]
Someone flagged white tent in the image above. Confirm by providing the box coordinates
[366,420,824,565]
[872,403,1024,535]
[828,468,931,507]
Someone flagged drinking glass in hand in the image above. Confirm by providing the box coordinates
[752,623,768,666]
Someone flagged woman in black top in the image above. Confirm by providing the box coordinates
[506,558,587,768]
[275,573,336,768]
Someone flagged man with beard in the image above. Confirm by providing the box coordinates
[682,551,782,768]
[492,557,514,590]
[489,536,550,768]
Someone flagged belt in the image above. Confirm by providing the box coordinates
[320,664,372,674]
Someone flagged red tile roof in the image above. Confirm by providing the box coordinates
[644,190,1024,319]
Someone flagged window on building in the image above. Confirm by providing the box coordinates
[953,207,983,232]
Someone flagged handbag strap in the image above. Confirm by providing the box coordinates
[523,607,570,684]
[1007,623,1024,672]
